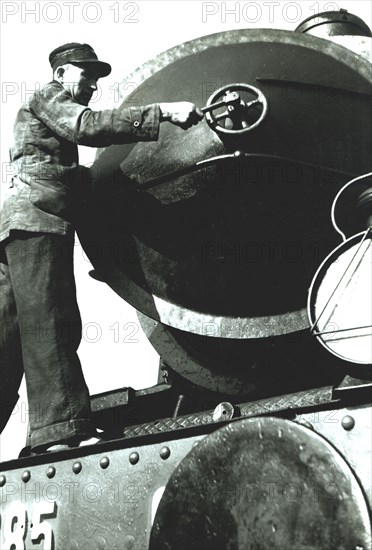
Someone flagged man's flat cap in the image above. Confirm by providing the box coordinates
[49,43,111,77]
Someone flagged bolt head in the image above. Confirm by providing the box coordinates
[22,470,31,483]
[46,466,56,479]
[341,415,355,431]
[0,475,6,487]
[129,452,139,465]
[100,456,110,469]
[160,446,171,460]
[72,462,82,474]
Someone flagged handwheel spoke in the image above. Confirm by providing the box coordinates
[246,98,260,108]
[215,110,230,121]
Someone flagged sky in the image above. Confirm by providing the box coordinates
[1,0,371,461]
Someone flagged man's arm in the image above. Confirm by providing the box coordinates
[30,82,203,147]
[29,82,159,146]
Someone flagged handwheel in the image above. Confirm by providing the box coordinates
[203,83,268,135]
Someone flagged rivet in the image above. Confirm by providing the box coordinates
[100,456,110,469]
[72,462,82,474]
[22,470,31,483]
[46,467,56,479]
[159,446,171,460]
[0,475,6,487]
[129,452,139,465]
[341,415,355,431]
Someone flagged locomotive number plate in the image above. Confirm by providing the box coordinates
[1,501,57,549]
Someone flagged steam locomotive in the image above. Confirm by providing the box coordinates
[1,9,371,549]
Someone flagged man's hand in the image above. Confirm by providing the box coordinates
[159,102,204,130]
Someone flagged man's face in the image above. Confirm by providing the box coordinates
[58,64,100,106]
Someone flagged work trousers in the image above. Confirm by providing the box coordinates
[0,231,93,451]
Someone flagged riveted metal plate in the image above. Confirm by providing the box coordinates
[1,405,370,549]
[295,404,372,507]
[0,435,205,549]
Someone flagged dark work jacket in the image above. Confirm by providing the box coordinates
[1,80,160,242]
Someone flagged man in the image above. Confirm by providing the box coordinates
[0,43,203,454]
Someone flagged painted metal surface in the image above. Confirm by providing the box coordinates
[0,433,205,549]
[1,25,371,550]
[1,400,370,549]
[295,404,372,507]
[150,416,371,550]
[78,29,372,340]
[137,311,348,395]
